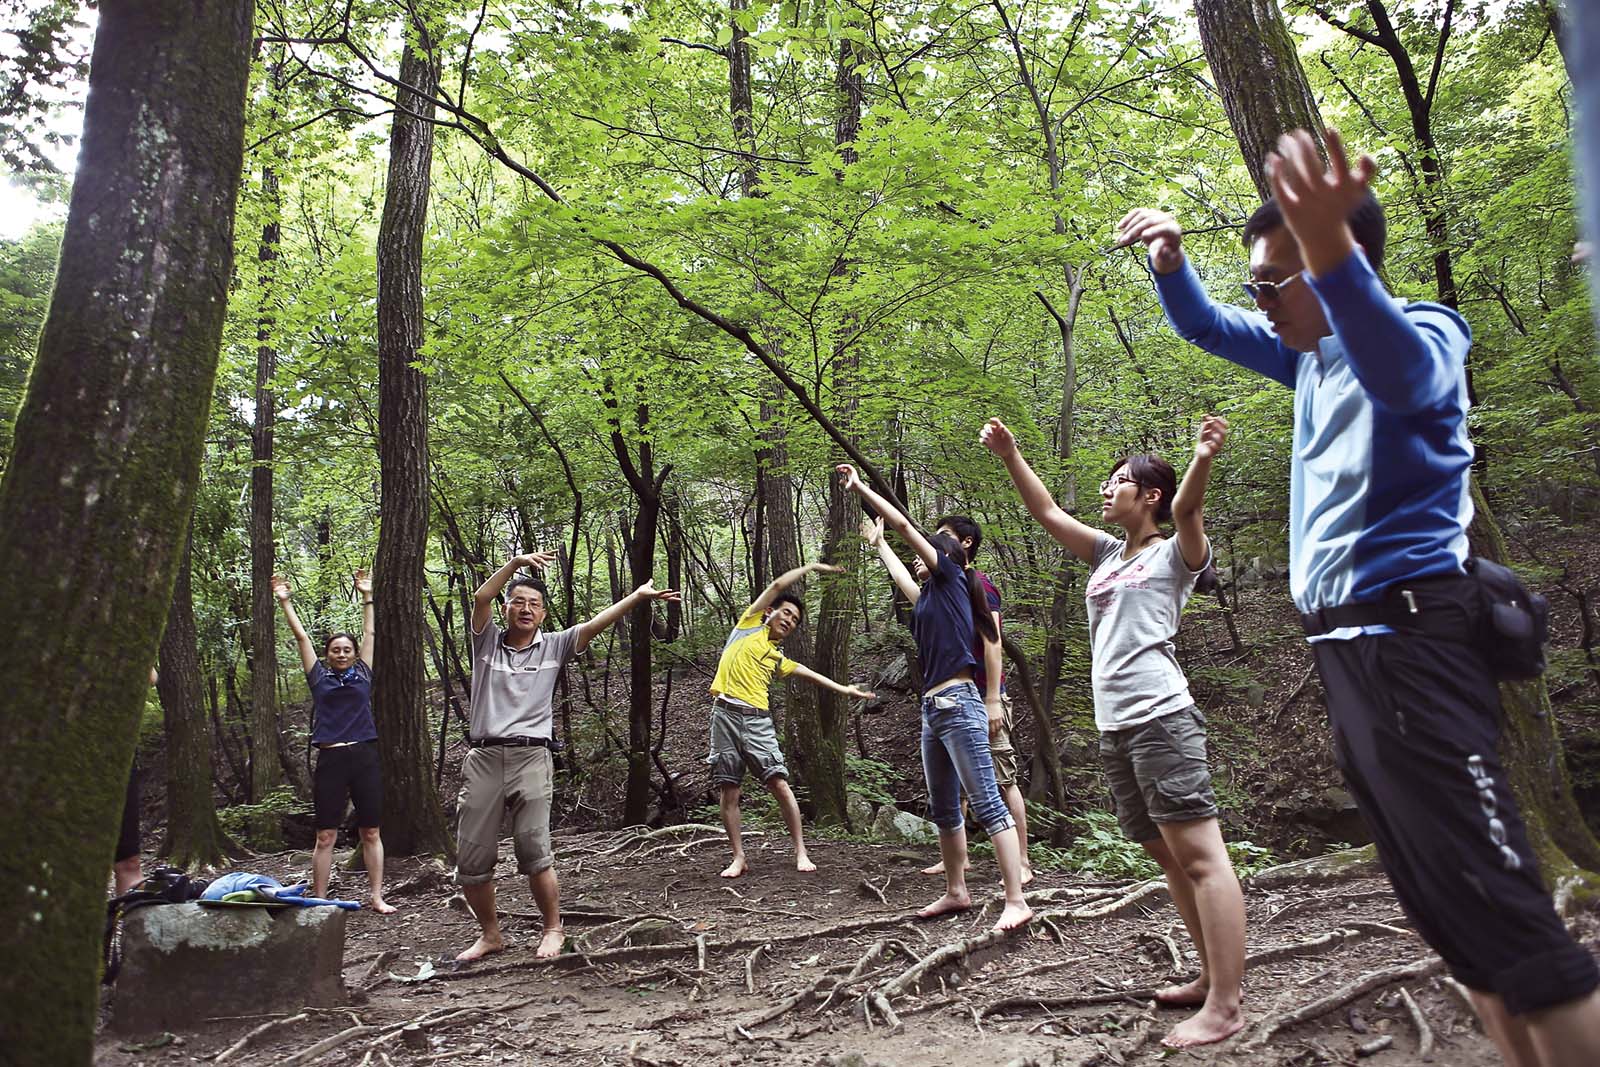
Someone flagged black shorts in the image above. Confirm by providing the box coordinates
[312,741,383,830]
[116,763,141,863]
[1312,577,1598,1014]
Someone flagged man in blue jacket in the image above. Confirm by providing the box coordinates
[1118,129,1599,1067]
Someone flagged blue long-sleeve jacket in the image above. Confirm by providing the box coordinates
[1153,248,1475,620]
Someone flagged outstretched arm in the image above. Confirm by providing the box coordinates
[577,580,681,653]
[272,575,318,673]
[837,464,940,570]
[353,568,375,667]
[1172,415,1225,572]
[472,550,556,634]
[788,662,875,701]
[751,561,842,614]
[979,418,1103,565]
[859,517,920,603]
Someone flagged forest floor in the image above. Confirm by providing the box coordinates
[95,831,1599,1067]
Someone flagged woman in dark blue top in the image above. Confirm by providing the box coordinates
[837,464,1031,932]
[273,569,394,913]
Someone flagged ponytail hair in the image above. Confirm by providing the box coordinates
[930,531,999,644]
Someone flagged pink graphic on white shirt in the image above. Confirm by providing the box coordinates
[1087,559,1151,610]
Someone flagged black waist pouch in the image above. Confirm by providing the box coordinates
[1464,556,1549,680]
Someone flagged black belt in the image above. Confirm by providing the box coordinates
[712,697,767,716]
[1300,573,1476,638]
[469,736,552,749]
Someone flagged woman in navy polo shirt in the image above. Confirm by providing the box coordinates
[273,569,395,913]
[837,464,1032,933]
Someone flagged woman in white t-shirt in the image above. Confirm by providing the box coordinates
[982,414,1245,1051]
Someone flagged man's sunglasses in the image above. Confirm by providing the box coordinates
[1241,270,1305,306]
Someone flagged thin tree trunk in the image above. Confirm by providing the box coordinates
[0,2,252,1058]
[159,531,240,868]
[371,33,453,858]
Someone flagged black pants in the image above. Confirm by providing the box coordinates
[313,741,383,830]
[1312,577,1597,1014]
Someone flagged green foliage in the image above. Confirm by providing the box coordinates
[845,755,898,807]
[217,788,309,846]
[1055,810,1161,880]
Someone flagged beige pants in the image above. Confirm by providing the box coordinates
[453,745,554,885]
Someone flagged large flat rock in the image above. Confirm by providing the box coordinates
[109,903,348,1034]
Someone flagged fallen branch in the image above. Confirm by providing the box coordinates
[1244,955,1445,1049]
[859,877,888,905]
[1399,986,1434,1060]
[213,1011,310,1062]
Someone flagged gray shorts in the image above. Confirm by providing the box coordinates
[706,700,788,786]
[1100,705,1218,843]
[453,745,554,885]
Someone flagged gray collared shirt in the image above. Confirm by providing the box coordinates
[468,619,580,740]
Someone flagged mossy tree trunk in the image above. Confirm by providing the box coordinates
[0,2,253,1060]
[158,531,240,869]
[372,32,453,858]
[1194,0,1600,883]
[1191,0,1327,200]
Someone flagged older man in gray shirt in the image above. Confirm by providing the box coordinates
[455,550,679,962]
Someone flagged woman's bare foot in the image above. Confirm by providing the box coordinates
[1019,865,1035,887]
[1161,1004,1245,1048]
[720,856,748,879]
[921,860,971,876]
[368,896,398,914]
[796,853,817,873]
[1155,977,1210,1008]
[455,933,504,962]
[917,889,972,919]
[535,927,565,959]
[994,901,1034,931]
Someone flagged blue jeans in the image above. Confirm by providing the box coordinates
[920,681,1014,835]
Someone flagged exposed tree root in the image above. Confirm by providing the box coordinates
[981,988,1158,1017]
[1243,955,1444,1049]
[213,1012,310,1063]
[1399,986,1434,1059]
[1066,880,1168,920]
[744,943,768,994]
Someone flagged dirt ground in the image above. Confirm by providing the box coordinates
[96,830,1596,1067]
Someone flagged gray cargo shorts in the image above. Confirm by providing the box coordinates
[706,699,789,787]
[1100,705,1218,843]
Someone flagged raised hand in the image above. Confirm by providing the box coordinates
[1115,207,1185,274]
[835,463,862,493]
[858,516,884,547]
[844,685,877,701]
[1195,414,1229,460]
[634,580,683,603]
[514,549,557,572]
[1266,128,1376,274]
[353,568,372,595]
[271,574,292,601]
[979,417,1019,460]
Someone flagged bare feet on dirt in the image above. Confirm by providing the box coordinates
[994,901,1034,931]
[1161,1003,1245,1048]
[455,934,504,962]
[535,927,566,959]
[720,857,748,879]
[918,889,972,919]
[920,860,971,876]
[1155,977,1209,1008]
[368,896,398,914]
[796,854,817,873]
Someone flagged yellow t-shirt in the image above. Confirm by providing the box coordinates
[708,605,796,711]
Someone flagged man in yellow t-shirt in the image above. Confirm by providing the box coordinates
[709,561,876,878]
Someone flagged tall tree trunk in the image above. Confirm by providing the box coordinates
[159,531,239,868]
[1197,0,1600,881]
[0,2,252,1059]
[249,53,285,825]
[371,33,452,857]
[1192,0,1327,200]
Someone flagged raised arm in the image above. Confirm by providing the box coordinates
[353,568,375,667]
[979,418,1103,565]
[472,550,556,634]
[787,662,876,701]
[1171,415,1225,572]
[577,580,681,653]
[859,517,920,603]
[1116,207,1299,388]
[272,574,317,673]
[837,463,939,570]
[751,561,843,615]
